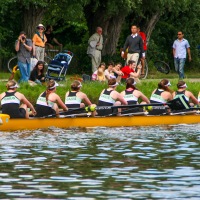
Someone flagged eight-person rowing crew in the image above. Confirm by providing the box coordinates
[0,78,199,119]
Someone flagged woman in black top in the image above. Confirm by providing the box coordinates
[29,61,45,84]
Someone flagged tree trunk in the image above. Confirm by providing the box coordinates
[22,5,45,38]
[145,12,161,43]
[103,15,126,55]
[84,4,127,56]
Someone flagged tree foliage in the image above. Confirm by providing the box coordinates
[1,0,200,72]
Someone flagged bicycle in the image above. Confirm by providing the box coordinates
[7,55,52,73]
[141,51,170,79]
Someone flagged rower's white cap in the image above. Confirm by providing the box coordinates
[9,83,19,89]
[132,81,136,86]
[165,81,171,86]
[179,83,187,88]
[109,82,119,87]
[49,82,59,89]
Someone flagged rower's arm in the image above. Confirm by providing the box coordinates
[56,96,68,111]
[117,93,128,105]
[20,94,36,115]
[139,92,150,104]
[189,93,199,105]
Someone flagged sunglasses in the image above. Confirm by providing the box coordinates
[38,27,44,30]
[177,34,182,35]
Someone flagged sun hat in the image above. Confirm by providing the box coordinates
[36,24,46,31]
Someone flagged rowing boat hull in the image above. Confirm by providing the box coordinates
[0,113,200,131]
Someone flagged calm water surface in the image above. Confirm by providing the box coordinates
[0,125,200,199]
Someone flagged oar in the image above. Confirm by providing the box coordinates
[39,107,86,118]
[93,96,190,111]
[40,96,191,118]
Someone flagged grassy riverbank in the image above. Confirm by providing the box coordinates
[0,72,200,105]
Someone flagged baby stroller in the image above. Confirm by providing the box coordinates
[45,50,74,81]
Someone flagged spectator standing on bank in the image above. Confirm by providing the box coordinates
[87,27,103,73]
[172,31,191,79]
[137,27,147,76]
[45,25,63,49]
[121,25,144,65]
[15,31,33,83]
[32,24,47,61]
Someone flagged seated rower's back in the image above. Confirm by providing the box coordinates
[121,77,149,103]
[0,80,36,118]
[35,80,68,117]
[173,80,198,107]
[65,80,94,108]
[149,79,173,115]
[97,78,127,116]
[121,78,149,113]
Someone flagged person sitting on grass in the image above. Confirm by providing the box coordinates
[173,80,198,107]
[29,61,45,85]
[35,79,68,117]
[97,78,127,116]
[121,60,141,83]
[0,80,36,118]
[112,62,124,83]
[92,62,106,81]
[104,61,114,80]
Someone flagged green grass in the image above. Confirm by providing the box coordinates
[0,72,200,106]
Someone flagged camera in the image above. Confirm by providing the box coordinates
[21,36,25,40]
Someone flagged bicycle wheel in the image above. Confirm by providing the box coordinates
[154,60,170,74]
[141,59,148,79]
[7,56,18,73]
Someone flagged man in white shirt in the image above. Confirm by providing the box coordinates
[172,31,191,79]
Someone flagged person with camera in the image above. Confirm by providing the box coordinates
[15,31,33,83]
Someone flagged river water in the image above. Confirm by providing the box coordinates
[0,125,200,199]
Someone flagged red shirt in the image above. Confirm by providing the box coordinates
[139,31,147,51]
[121,66,134,79]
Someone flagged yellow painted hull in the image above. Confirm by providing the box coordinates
[0,113,200,131]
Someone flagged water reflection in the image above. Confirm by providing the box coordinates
[0,125,200,199]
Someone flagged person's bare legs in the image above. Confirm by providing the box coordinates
[20,104,28,118]
[114,101,122,116]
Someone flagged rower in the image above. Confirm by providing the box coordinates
[65,80,97,116]
[97,78,127,116]
[0,80,36,118]
[173,80,198,107]
[35,79,68,117]
[149,79,173,115]
[121,78,150,114]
